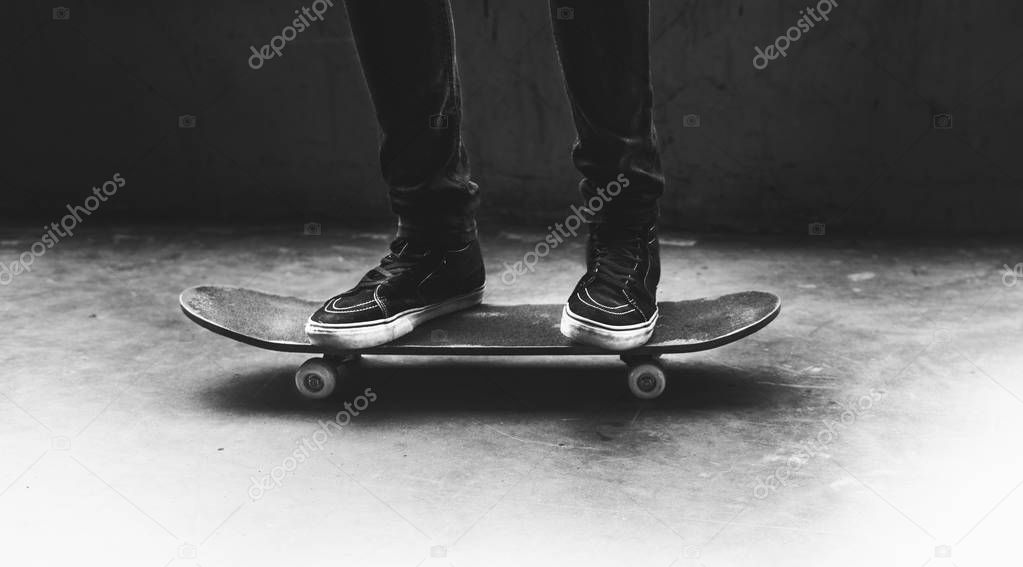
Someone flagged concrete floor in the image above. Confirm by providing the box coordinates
[1,224,1021,567]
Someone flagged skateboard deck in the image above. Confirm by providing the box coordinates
[179,286,780,356]
[180,285,780,399]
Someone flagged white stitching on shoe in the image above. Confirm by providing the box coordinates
[622,287,641,318]
[325,298,376,313]
[583,289,631,310]
[628,258,649,318]
[577,292,636,315]
[419,257,445,289]
[327,304,379,314]
[373,286,388,317]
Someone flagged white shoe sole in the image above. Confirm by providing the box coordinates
[560,305,658,351]
[305,286,484,350]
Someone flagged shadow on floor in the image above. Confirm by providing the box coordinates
[195,356,806,420]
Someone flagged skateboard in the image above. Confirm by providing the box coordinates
[179,286,780,400]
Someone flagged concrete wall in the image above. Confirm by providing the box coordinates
[4,0,1021,234]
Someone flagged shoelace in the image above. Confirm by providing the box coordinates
[355,239,431,289]
[590,233,644,289]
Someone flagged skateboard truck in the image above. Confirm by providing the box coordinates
[293,352,667,401]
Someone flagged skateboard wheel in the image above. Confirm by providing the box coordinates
[627,362,666,400]
[295,358,338,399]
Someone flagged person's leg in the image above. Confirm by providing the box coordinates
[548,0,663,225]
[550,1,663,350]
[307,0,484,350]
[343,0,479,241]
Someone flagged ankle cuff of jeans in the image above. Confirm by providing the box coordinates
[397,217,477,244]
[587,207,659,228]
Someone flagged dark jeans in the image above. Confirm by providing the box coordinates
[343,0,664,239]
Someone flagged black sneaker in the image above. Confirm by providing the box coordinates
[560,222,660,350]
[306,236,485,349]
